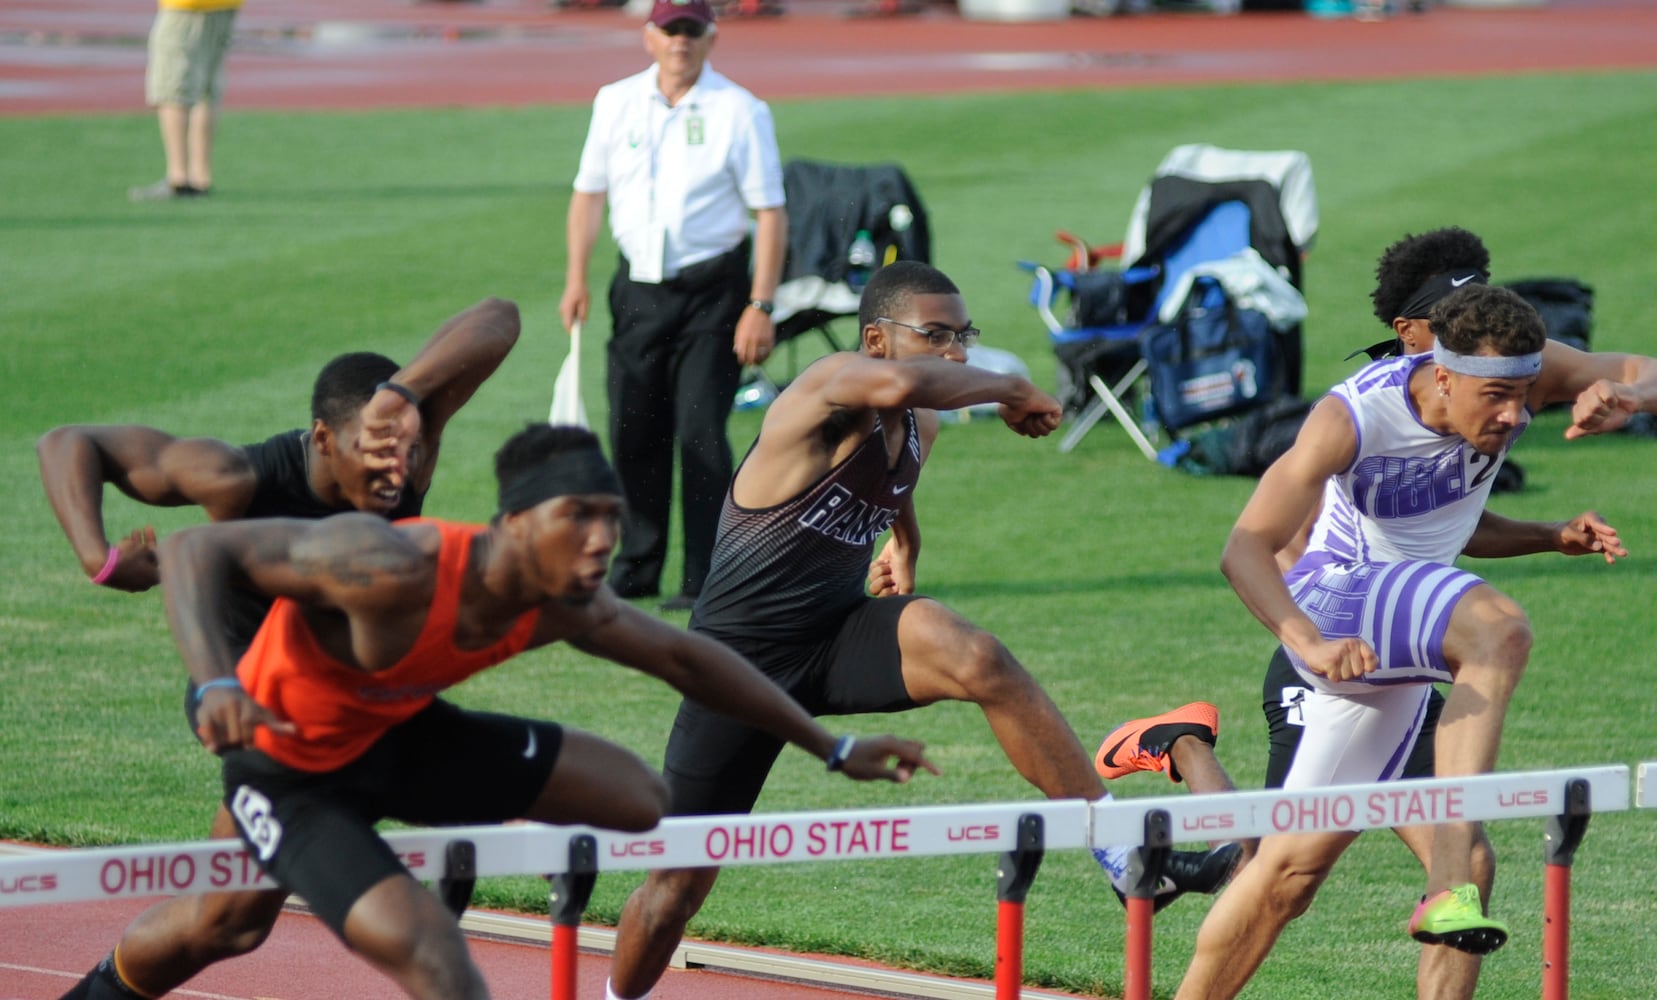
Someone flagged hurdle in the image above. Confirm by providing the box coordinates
[533,800,1089,1000]
[0,765,1634,999]
[1090,764,1631,1000]
[0,799,1090,1000]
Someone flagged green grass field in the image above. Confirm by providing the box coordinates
[4,70,1657,998]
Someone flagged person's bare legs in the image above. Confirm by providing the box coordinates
[186,102,215,191]
[1169,736,1234,797]
[896,600,1103,799]
[1425,585,1530,894]
[1174,829,1357,1000]
[157,103,190,189]
[1395,822,1495,1000]
[609,601,1113,1000]
[341,874,489,1000]
[610,866,722,998]
[519,729,669,829]
[1169,736,1257,863]
[98,805,288,997]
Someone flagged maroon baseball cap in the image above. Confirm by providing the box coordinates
[648,0,715,27]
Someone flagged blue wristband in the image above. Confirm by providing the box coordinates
[196,677,242,696]
[826,734,857,772]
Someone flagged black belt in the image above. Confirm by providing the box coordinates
[622,239,750,291]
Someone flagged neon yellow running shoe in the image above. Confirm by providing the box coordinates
[1408,883,1509,955]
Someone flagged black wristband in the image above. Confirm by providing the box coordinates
[826,734,856,772]
[375,380,421,407]
[747,299,775,316]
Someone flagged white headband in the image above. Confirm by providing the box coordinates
[1432,342,1542,380]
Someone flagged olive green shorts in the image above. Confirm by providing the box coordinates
[145,8,237,107]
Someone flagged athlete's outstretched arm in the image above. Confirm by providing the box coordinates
[570,604,938,783]
[1461,509,1625,563]
[868,500,920,597]
[37,424,257,591]
[817,354,1062,438]
[158,514,429,750]
[1529,341,1657,439]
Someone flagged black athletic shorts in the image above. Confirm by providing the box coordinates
[665,594,923,817]
[1260,645,1443,788]
[220,699,564,936]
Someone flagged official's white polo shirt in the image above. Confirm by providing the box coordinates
[573,63,785,284]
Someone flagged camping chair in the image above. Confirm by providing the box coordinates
[1122,143,1317,397]
[764,158,930,383]
[1025,199,1256,458]
[1024,143,1316,457]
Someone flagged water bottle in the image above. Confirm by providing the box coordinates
[847,229,876,292]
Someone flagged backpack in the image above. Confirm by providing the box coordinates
[1140,276,1281,433]
[1172,395,1312,477]
[1501,278,1594,352]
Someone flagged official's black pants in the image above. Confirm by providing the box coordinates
[604,242,748,598]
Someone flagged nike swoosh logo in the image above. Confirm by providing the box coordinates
[892,484,911,495]
[1099,734,1132,769]
[1451,275,1475,287]
[523,728,538,760]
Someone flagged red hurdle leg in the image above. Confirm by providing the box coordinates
[995,899,1026,1000]
[1116,810,1171,1000]
[1541,778,1592,1000]
[1121,895,1156,1000]
[552,922,581,1000]
[1542,862,1573,1000]
[548,834,599,1000]
[994,814,1045,1000]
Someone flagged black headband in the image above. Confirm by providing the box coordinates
[497,447,622,514]
[1397,269,1486,320]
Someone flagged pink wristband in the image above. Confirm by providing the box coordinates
[90,546,120,586]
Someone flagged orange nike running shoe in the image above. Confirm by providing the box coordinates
[1095,702,1220,782]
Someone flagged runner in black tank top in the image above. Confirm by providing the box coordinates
[222,429,425,652]
[693,409,920,645]
[609,263,1249,1000]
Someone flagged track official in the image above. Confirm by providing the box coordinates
[560,0,788,612]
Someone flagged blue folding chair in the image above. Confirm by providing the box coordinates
[1023,199,1253,458]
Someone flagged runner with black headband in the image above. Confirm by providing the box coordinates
[1174,282,1657,1000]
[120,423,937,1000]
[1260,227,1499,998]
[51,296,523,1000]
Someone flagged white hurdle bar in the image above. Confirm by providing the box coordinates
[1091,765,1629,1000]
[0,766,1635,999]
[0,800,1089,1000]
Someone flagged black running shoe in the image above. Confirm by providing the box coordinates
[1114,841,1243,912]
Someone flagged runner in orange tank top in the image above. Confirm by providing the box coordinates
[238,519,541,772]
[147,423,936,1000]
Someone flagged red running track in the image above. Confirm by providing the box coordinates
[0,893,917,999]
[2,0,1655,115]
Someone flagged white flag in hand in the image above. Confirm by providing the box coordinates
[549,321,588,428]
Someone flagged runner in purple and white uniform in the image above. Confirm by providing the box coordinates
[1175,282,1657,1000]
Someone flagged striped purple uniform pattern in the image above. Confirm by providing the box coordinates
[1285,355,1529,692]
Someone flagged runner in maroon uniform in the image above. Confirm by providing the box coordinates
[605,261,1244,1000]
